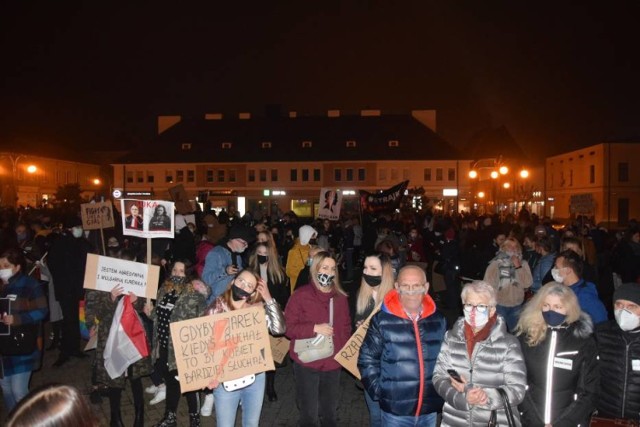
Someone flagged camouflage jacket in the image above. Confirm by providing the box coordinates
[151,284,207,371]
[85,289,153,388]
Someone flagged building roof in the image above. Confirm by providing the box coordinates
[116,113,462,164]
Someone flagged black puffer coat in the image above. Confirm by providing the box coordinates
[594,320,640,420]
[518,314,598,427]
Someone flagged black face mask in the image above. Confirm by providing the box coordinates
[231,284,255,301]
[257,255,268,264]
[362,274,382,287]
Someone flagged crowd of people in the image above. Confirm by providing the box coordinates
[0,203,639,426]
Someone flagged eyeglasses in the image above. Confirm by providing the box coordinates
[397,284,426,295]
[463,304,491,313]
[235,277,256,292]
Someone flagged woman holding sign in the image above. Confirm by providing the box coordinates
[150,260,208,427]
[285,251,351,427]
[206,269,286,427]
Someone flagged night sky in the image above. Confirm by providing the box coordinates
[1,1,638,160]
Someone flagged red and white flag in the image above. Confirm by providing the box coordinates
[104,295,149,379]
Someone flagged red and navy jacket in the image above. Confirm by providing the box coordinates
[358,289,446,416]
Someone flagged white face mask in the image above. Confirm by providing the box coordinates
[464,309,489,329]
[0,268,14,281]
[71,227,84,238]
[615,308,640,331]
[551,268,564,283]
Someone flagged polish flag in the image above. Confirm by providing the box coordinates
[104,295,150,379]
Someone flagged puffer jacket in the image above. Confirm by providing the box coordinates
[595,320,640,420]
[358,290,446,417]
[519,314,598,427]
[433,316,527,427]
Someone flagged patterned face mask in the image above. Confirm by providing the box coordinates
[316,273,334,287]
[169,275,188,285]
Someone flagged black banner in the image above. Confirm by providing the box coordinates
[359,181,409,213]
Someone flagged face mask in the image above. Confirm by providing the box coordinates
[615,309,640,331]
[307,258,313,266]
[0,268,14,281]
[169,275,188,285]
[16,232,27,242]
[235,246,246,254]
[257,255,268,264]
[551,268,564,283]
[464,309,489,329]
[362,274,382,287]
[71,227,84,238]
[231,284,255,301]
[542,310,566,327]
[317,273,334,287]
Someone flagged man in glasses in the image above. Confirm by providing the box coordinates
[358,265,446,427]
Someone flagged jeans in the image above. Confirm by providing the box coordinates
[364,390,382,427]
[381,411,437,427]
[293,362,341,427]
[497,304,521,332]
[0,371,32,412]
[213,372,265,427]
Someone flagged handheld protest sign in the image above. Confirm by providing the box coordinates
[81,202,115,230]
[83,254,160,299]
[333,304,380,379]
[170,306,275,393]
[269,335,290,364]
[121,199,175,238]
[168,184,193,215]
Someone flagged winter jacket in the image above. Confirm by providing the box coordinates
[433,316,527,427]
[207,296,286,337]
[285,240,311,294]
[595,320,640,420]
[484,255,533,307]
[285,282,351,372]
[568,279,608,325]
[150,284,207,371]
[202,243,242,303]
[359,290,446,417]
[47,232,93,300]
[0,273,48,376]
[519,315,598,427]
[532,252,555,292]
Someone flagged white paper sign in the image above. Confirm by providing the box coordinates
[83,254,160,299]
[121,199,175,239]
[317,188,343,220]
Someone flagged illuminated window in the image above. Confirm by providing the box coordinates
[262,142,272,149]
[222,142,232,149]
[181,143,191,150]
[346,140,356,148]
[388,140,399,147]
[302,141,312,148]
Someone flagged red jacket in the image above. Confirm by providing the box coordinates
[285,282,351,371]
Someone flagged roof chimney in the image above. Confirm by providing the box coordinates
[157,115,182,134]
[361,109,381,117]
[411,110,437,131]
[239,112,251,119]
[205,113,223,120]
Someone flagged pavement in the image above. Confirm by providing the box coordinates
[0,331,370,426]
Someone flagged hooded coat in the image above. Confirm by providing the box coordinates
[359,290,446,417]
[433,316,527,427]
[518,314,598,427]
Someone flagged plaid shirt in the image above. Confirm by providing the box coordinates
[1,273,48,376]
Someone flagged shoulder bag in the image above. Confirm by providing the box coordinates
[488,387,517,427]
[294,298,334,363]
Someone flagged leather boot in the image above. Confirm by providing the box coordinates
[108,388,124,427]
[189,413,201,427]
[154,412,177,427]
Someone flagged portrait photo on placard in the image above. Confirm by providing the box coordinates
[123,200,143,231]
[147,203,172,232]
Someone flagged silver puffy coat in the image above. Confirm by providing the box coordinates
[434,316,527,427]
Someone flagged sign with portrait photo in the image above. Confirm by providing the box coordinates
[317,188,343,220]
[83,254,160,299]
[120,199,175,238]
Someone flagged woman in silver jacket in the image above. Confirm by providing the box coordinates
[205,269,286,427]
[434,281,527,426]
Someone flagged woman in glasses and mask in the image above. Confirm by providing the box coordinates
[433,281,527,426]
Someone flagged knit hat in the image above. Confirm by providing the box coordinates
[227,225,256,244]
[298,225,317,246]
[613,283,640,306]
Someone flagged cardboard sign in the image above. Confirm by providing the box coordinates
[334,305,381,379]
[269,335,290,364]
[168,184,193,215]
[120,199,175,238]
[83,254,160,299]
[81,202,115,230]
[170,306,275,393]
[317,188,343,221]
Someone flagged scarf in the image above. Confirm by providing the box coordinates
[464,313,498,358]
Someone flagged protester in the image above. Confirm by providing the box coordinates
[551,250,608,325]
[294,245,322,290]
[0,248,48,412]
[594,282,640,420]
[285,251,351,426]
[483,237,533,331]
[6,384,98,427]
[516,282,598,426]
[531,235,555,292]
[359,265,446,427]
[205,269,286,426]
[149,260,208,427]
[285,225,317,293]
[247,242,290,402]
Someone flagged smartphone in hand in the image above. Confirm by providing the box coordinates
[447,369,463,382]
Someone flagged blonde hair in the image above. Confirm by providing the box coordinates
[248,242,286,285]
[310,251,347,296]
[356,254,394,315]
[515,282,582,346]
[501,237,523,255]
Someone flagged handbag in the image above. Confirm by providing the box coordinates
[294,298,334,363]
[0,323,38,356]
[488,387,517,427]
[590,416,639,427]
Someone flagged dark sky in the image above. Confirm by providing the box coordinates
[1,1,639,159]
